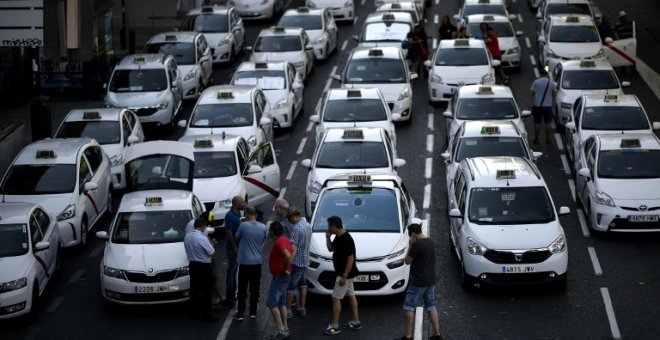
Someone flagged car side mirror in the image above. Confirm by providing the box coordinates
[565,122,576,131]
[247,164,262,174]
[492,59,501,67]
[537,36,546,44]
[441,152,451,162]
[301,159,312,168]
[292,82,303,90]
[103,83,107,89]
[443,111,452,118]
[449,208,462,218]
[96,231,109,240]
[332,74,342,81]
[205,227,215,235]
[352,35,359,41]
[310,115,320,123]
[259,117,272,126]
[391,113,402,120]
[558,206,570,215]
[127,135,139,145]
[509,14,517,20]
[521,109,532,117]
[178,120,187,128]
[621,81,631,87]
[410,73,418,80]
[578,168,591,180]
[84,182,98,192]
[171,81,178,88]
[536,13,542,19]
[453,14,460,21]
[305,45,313,51]
[393,158,406,168]
[424,60,432,68]
[532,151,543,161]
[34,241,50,251]
[232,26,242,33]
[652,122,660,130]
[152,166,163,175]
[604,37,614,44]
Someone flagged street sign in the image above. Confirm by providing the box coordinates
[0,1,44,47]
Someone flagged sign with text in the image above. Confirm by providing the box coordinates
[0,1,44,47]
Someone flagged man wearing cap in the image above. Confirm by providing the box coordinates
[614,11,635,40]
[397,223,441,340]
[285,207,313,318]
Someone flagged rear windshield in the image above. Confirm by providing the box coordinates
[323,99,388,122]
[56,121,121,145]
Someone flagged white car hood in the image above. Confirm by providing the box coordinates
[561,88,623,105]
[101,144,122,160]
[310,232,405,259]
[184,126,254,141]
[306,30,323,42]
[435,65,490,84]
[343,83,405,101]
[499,37,518,51]
[107,90,168,108]
[548,42,602,59]
[178,64,196,79]
[312,167,394,186]
[202,32,229,47]
[321,121,391,131]
[104,243,188,272]
[599,178,660,201]
[0,254,29,280]
[193,175,241,203]
[264,89,288,105]
[251,51,304,64]
[1,194,71,216]
[472,222,561,249]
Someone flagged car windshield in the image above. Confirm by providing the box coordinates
[232,70,286,90]
[550,25,599,42]
[582,106,649,130]
[323,99,388,122]
[469,187,555,224]
[463,5,507,18]
[109,69,168,93]
[279,15,323,30]
[467,22,514,38]
[363,22,411,42]
[0,224,29,257]
[434,48,489,66]
[562,70,619,90]
[456,98,519,119]
[545,4,591,19]
[181,14,229,33]
[1,164,75,195]
[56,121,121,145]
[598,150,660,179]
[111,210,192,244]
[254,36,302,52]
[125,154,193,191]
[193,151,237,178]
[455,137,528,162]
[345,59,406,83]
[316,142,389,168]
[190,103,254,127]
[144,42,196,65]
[312,187,400,232]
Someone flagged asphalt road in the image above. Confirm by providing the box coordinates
[3,0,660,339]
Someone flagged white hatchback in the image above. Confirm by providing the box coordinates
[249,26,315,81]
[465,14,523,70]
[278,7,338,61]
[307,0,354,22]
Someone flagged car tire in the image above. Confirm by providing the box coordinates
[461,263,476,291]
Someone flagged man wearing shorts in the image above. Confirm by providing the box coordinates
[398,223,441,340]
[323,216,361,335]
[286,207,312,318]
[266,221,293,340]
[530,68,556,144]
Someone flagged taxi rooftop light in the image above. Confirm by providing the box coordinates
[382,13,396,20]
[273,26,286,33]
[82,111,101,120]
[482,15,495,21]
[477,86,493,94]
[454,39,470,47]
[194,139,214,148]
[133,56,147,64]
[481,126,500,134]
[579,60,596,67]
[566,16,580,23]
[342,129,364,139]
[368,48,384,56]
[496,169,516,179]
[478,0,490,3]
[390,3,401,8]
[217,91,234,99]
[348,174,372,184]
[620,139,641,148]
[604,94,618,102]
[297,7,310,12]
[254,62,268,69]
[165,34,177,41]
[201,6,214,13]
[145,197,163,206]
[35,150,56,159]
[346,90,362,98]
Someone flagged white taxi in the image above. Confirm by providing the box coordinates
[307,174,422,295]
[306,0,354,22]
[301,128,404,217]
[55,109,144,190]
[278,7,338,61]
[248,26,314,81]
[448,157,570,289]
[550,59,629,129]
[537,15,605,68]
[354,12,414,53]
[180,5,245,64]
[104,54,183,131]
[536,0,595,23]
[310,88,398,144]
[0,203,60,319]
[375,2,422,24]
[335,47,417,122]
[180,85,273,149]
[565,94,660,163]
[179,134,280,226]
[425,39,499,103]
[229,0,286,20]
[443,85,531,143]
[466,14,523,70]
[575,134,660,233]
[454,0,515,26]
[230,62,304,129]
[0,138,112,248]
[376,0,425,16]
[144,32,213,100]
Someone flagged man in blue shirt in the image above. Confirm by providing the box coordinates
[529,68,556,144]
[233,206,267,320]
[286,207,313,318]
[219,195,245,309]
[184,218,217,321]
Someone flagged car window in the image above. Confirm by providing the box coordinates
[192,195,203,216]
[122,114,132,145]
[247,143,275,168]
[236,145,247,174]
[79,156,93,192]
[34,208,51,236]
[30,215,43,245]
[83,146,104,172]
[573,97,583,126]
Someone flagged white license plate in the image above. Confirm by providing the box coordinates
[134,286,171,294]
[628,215,659,222]
[501,266,535,273]
[354,275,369,282]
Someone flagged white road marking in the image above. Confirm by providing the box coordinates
[69,268,85,284]
[216,308,235,340]
[46,296,65,313]
[636,59,660,101]
[517,13,523,23]
[529,55,536,66]
[423,213,431,236]
[89,244,104,258]
[588,247,603,275]
[425,158,433,179]
[434,15,439,24]
[426,134,434,152]
[512,0,516,2]
[414,307,424,340]
[286,160,298,181]
[433,38,438,49]
[423,184,431,210]
[554,133,563,150]
[576,209,591,237]
[360,0,366,5]
[428,113,434,131]
[278,187,287,200]
[600,287,623,340]
[306,121,314,133]
[353,16,358,25]
[533,67,540,78]
[297,137,307,155]
[340,39,348,51]
[435,0,440,5]
[314,98,322,114]
[568,179,576,202]
[25,327,41,340]
[560,154,570,175]
[525,37,531,48]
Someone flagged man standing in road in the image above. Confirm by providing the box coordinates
[285,207,313,318]
[614,11,635,40]
[266,221,293,340]
[234,206,268,321]
[323,216,361,335]
[219,195,245,309]
[184,217,217,321]
[530,68,556,145]
[274,198,292,237]
[397,223,442,340]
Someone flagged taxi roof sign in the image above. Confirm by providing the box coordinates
[477,86,493,94]
[346,90,361,98]
[620,139,641,148]
[273,26,286,33]
[145,196,163,206]
[454,39,470,47]
[496,169,516,179]
[566,16,580,23]
[82,111,101,120]
[579,60,596,67]
[348,174,372,184]
[482,15,495,21]
[382,13,396,20]
[604,94,618,102]
[201,6,214,13]
[133,56,147,64]
[194,139,214,148]
[297,7,310,12]
[254,62,268,69]
[342,129,364,139]
[390,3,401,8]
[478,0,490,3]
[35,150,56,159]
[481,126,500,135]
[164,34,177,41]
[368,48,384,56]
[217,91,234,99]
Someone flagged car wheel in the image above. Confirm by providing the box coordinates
[79,217,88,249]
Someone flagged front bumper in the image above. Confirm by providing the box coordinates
[57,216,83,248]
[588,203,660,232]
[101,273,190,305]
[387,97,413,121]
[463,248,568,286]
[501,52,521,68]
[237,3,274,20]
[0,285,30,319]
[556,105,571,126]
[213,44,233,63]
[312,41,329,60]
[329,6,354,21]
[131,106,173,128]
[272,106,293,128]
[182,77,200,100]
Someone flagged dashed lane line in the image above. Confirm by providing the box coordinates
[554,133,563,150]
[353,16,358,25]
[560,154,570,175]
[529,54,536,66]
[434,15,439,24]
[414,307,424,340]
[533,67,540,78]
[576,209,591,237]
[423,184,431,210]
[427,113,434,131]
[285,160,298,181]
[306,121,314,133]
[425,158,433,179]
[433,38,438,49]
[46,296,65,313]
[340,39,348,51]
[568,179,576,202]
[216,309,234,340]
[426,134,434,153]
[600,288,622,340]
[68,268,85,284]
[588,247,603,276]
[423,213,431,236]
[517,13,523,23]
[278,187,287,200]
[525,37,531,49]
[296,137,307,155]
[360,0,366,5]
[636,59,660,101]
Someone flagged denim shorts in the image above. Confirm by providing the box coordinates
[266,274,290,308]
[403,284,437,312]
[533,106,553,124]
[287,265,307,293]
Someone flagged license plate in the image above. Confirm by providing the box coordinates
[501,266,535,273]
[134,286,171,294]
[628,215,659,222]
[354,275,369,282]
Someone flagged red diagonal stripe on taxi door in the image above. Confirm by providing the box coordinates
[242,176,280,198]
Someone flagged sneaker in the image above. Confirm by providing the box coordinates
[323,324,342,335]
[233,313,244,322]
[343,320,362,330]
[270,329,289,340]
[250,313,257,319]
[286,311,293,319]
[218,299,235,310]
[293,308,307,317]
[429,335,443,340]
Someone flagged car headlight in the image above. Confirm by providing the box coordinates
[218,36,231,47]
[546,48,558,59]
[313,35,326,44]
[387,248,406,259]
[0,277,28,293]
[344,0,353,7]
[220,199,232,208]
[57,204,75,221]
[156,100,169,110]
[398,87,411,101]
[430,73,443,84]
[307,179,322,195]
[177,266,190,277]
[595,191,615,207]
[548,235,566,253]
[248,135,257,147]
[103,266,126,279]
[595,48,606,58]
[466,237,487,255]
[104,100,113,108]
[309,252,319,259]
[307,1,316,8]
[386,258,405,269]
[274,98,289,110]
[481,73,493,84]
[293,61,305,67]
[228,0,235,5]
[507,47,521,55]
[184,69,197,81]
[560,102,572,110]
[110,154,123,166]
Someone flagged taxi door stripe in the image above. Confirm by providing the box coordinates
[605,43,636,65]
[84,191,100,214]
[242,176,280,198]
[34,254,51,278]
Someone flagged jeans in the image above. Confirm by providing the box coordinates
[266,274,290,308]
[189,261,213,318]
[403,284,437,312]
[225,251,238,300]
[237,264,261,315]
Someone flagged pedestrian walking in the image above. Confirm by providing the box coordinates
[234,206,268,321]
[219,195,246,309]
[274,198,292,237]
[266,221,293,340]
[184,217,218,321]
[475,23,508,84]
[529,68,556,145]
[438,16,457,40]
[285,207,313,318]
[323,216,361,336]
[397,224,442,340]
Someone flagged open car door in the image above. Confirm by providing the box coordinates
[124,141,195,192]
[604,22,637,68]
[242,142,280,206]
